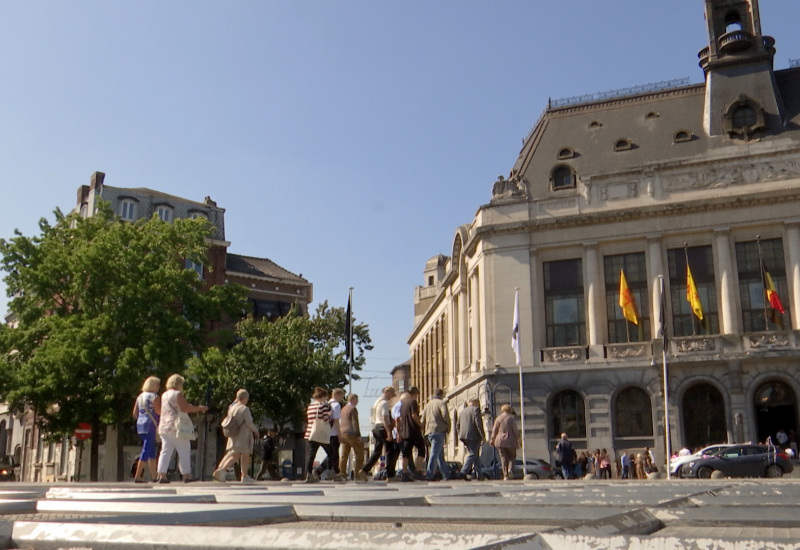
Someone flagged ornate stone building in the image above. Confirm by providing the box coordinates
[409,0,800,470]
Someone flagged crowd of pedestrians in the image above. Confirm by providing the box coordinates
[132,375,665,484]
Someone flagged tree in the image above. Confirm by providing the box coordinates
[186,301,372,430]
[0,204,247,480]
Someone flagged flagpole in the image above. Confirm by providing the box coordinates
[348,287,354,396]
[512,288,527,470]
[756,235,770,330]
[659,275,672,479]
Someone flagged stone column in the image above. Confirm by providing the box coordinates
[785,221,800,330]
[584,243,605,354]
[529,247,544,363]
[714,228,739,334]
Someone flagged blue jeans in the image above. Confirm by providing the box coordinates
[426,433,451,480]
[460,439,482,478]
[561,461,573,479]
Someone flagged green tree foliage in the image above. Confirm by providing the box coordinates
[186,301,372,429]
[0,204,247,479]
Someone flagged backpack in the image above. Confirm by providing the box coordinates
[221,408,242,438]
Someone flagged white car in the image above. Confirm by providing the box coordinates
[670,444,737,477]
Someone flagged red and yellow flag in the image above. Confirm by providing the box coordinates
[763,262,785,314]
[619,269,638,325]
[686,264,704,320]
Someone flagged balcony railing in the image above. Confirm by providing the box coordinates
[718,30,753,54]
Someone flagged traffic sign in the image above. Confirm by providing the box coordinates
[74,422,92,440]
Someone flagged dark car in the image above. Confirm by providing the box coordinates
[0,455,18,482]
[680,444,794,479]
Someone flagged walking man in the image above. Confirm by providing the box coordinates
[255,428,280,481]
[422,388,452,481]
[361,386,398,478]
[556,433,575,480]
[397,386,425,482]
[457,398,485,480]
[339,393,368,482]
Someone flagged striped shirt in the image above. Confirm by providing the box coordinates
[304,400,332,440]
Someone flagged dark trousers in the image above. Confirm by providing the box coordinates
[256,458,279,480]
[304,439,331,479]
[362,426,399,477]
[315,435,340,475]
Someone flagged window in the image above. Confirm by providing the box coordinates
[557,147,575,160]
[724,98,764,139]
[185,258,203,278]
[551,165,575,191]
[589,121,603,129]
[544,259,585,347]
[614,387,653,437]
[673,130,693,143]
[667,245,719,336]
[250,299,293,321]
[682,383,726,450]
[614,139,633,152]
[119,199,137,221]
[604,252,650,343]
[156,205,173,223]
[735,238,790,332]
[732,105,756,128]
[724,11,742,32]
[551,390,586,439]
[189,211,207,220]
[645,112,660,119]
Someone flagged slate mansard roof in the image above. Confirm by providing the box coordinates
[225,253,309,284]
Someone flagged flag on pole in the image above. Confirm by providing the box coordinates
[618,269,638,325]
[512,290,521,366]
[686,264,704,320]
[762,262,785,328]
[345,294,353,363]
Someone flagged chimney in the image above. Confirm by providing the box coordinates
[90,171,105,192]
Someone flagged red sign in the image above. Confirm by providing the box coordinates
[74,422,92,440]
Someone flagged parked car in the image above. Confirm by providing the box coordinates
[680,444,794,479]
[482,458,555,480]
[0,455,18,482]
[670,444,737,477]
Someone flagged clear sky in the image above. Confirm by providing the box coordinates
[2,1,799,402]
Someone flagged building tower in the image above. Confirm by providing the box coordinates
[700,0,785,137]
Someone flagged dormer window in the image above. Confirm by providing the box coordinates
[551,165,576,191]
[156,205,173,223]
[614,138,634,152]
[557,147,576,160]
[589,121,603,129]
[724,97,765,140]
[645,112,660,120]
[673,130,693,143]
[119,199,138,221]
[189,211,207,220]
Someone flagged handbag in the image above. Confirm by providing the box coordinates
[308,414,331,444]
[176,411,197,441]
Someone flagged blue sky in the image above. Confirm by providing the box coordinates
[2,1,799,401]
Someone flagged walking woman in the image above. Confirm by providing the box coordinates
[156,374,208,483]
[132,376,161,482]
[303,387,333,482]
[212,389,259,483]
[489,404,521,480]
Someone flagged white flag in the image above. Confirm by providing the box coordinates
[512,290,521,366]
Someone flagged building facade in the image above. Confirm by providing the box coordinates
[409,0,800,470]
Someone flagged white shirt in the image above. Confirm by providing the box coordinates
[372,397,390,428]
[329,400,342,437]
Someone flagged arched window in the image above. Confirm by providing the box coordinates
[156,205,174,223]
[724,98,764,139]
[614,138,634,152]
[673,130,693,143]
[732,105,757,128]
[551,165,575,190]
[615,387,653,437]
[682,383,726,449]
[724,11,742,32]
[551,390,586,439]
[753,381,798,444]
[557,147,575,160]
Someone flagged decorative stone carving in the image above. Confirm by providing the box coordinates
[676,337,716,352]
[746,333,791,349]
[491,170,530,201]
[663,159,800,192]
[606,343,650,359]
[542,347,586,362]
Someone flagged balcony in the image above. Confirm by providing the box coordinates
[742,331,799,352]
[718,30,753,54]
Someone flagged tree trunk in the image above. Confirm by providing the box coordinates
[90,414,100,482]
[116,420,125,481]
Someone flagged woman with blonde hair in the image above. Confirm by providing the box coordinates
[156,374,208,483]
[132,376,161,482]
[489,404,521,480]
[212,389,259,483]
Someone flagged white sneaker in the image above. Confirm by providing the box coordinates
[241,475,256,483]
[212,469,226,483]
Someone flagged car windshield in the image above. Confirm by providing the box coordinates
[0,456,13,466]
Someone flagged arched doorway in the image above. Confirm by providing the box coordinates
[753,381,798,443]
[550,390,587,451]
[682,383,726,450]
[613,387,654,451]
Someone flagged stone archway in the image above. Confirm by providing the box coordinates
[753,380,798,444]
[682,383,727,450]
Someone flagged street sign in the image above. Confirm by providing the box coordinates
[74,422,92,440]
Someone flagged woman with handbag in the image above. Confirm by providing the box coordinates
[303,387,333,482]
[156,374,208,483]
[212,389,259,483]
[489,404,521,480]
[132,376,161,483]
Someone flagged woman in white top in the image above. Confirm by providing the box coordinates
[212,389,259,483]
[156,374,208,483]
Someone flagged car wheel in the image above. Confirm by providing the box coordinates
[765,464,784,478]
[528,472,539,480]
[697,466,713,479]
[678,467,688,479]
